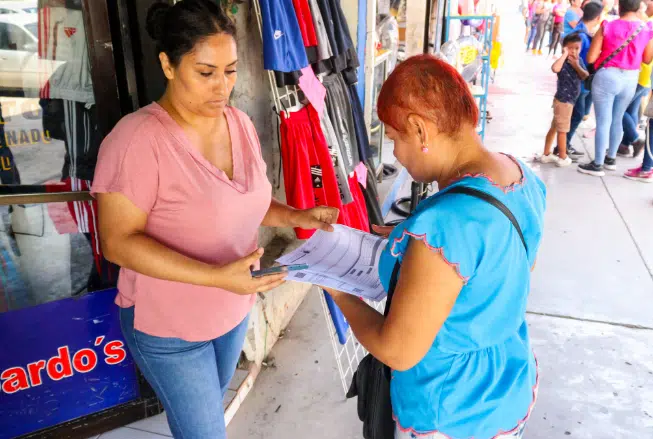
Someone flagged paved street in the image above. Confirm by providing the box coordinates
[226,9,653,439]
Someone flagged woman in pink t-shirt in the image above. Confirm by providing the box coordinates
[579,0,653,177]
[548,0,567,56]
[91,1,338,437]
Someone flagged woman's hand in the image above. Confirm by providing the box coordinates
[372,224,397,238]
[214,248,287,295]
[291,206,339,232]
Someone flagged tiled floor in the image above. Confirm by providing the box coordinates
[85,413,172,438]
[93,364,247,438]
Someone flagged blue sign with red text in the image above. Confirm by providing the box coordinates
[0,289,140,439]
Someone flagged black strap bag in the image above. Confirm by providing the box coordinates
[345,185,528,439]
[585,22,645,91]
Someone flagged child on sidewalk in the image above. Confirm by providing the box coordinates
[538,33,589,166]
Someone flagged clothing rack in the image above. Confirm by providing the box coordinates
[251,0,303,114]
[250,0,388,397]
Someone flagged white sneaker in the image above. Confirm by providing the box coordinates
[537,154,558,164]
[582,119,596,130]
[556,156,573,167]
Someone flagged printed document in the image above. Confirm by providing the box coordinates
[276,225,388,301]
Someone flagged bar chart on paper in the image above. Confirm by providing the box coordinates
[276,225,389,394]
[276,225,387,301]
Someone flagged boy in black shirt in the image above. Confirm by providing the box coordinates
[538,33,589,167]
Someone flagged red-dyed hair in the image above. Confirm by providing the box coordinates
[377,54,479,136]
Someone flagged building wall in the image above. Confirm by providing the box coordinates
[227,2,314,365]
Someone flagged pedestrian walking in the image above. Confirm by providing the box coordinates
[549,0,567,56]
[532,0,554,54]
[578,0,653,177]
[617,0,653,158]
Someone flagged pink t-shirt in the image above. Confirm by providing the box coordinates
[553,5,564,24]
[92,103,272,341]
[596,19,653,70]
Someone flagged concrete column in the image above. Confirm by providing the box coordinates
[341,1,359,47]
[404,0,429,57]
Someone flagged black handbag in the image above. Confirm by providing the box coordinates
[346,185,528,439]
[584,22,645,91]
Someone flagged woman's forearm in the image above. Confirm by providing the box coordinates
[262,198,298,228]
[331,293,402,368]
[104,232,220,288]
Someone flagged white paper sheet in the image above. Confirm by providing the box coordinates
[276,225,388,301]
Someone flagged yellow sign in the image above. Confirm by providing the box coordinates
[458,45,479,66]
[3,129,53,147]
[490,42,502,70]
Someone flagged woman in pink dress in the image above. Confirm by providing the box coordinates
[92,0,338,437]
[578,0,653,176]
[549,0,568,56]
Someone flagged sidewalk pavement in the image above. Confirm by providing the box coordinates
[227,10,653,439]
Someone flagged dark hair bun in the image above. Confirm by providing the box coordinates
[146,2,171,42]
[147,0,237,66]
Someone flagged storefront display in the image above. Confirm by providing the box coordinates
[0,0,405,436]
[0,1,157,437]
[0,289,139,439]
[439,35,484,82]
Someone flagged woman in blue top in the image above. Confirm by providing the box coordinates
[563,0,583,36]
[324,55,547,439]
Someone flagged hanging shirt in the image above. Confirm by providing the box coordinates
[291,0,319,63]
[92,104,272,342]
[259,0,309,72]
[37,1,94,104]
[379,157,546,439]
[320,109,354,204]
[308,0,333,62]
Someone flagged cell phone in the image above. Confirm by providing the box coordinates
[251,264,309,278]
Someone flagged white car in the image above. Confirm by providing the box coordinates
[0,13,63,96]
[0,1,38,15]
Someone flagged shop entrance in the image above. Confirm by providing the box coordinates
[0,1,162,438]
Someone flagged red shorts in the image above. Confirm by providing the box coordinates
[280,105,346,239]
[342,175,370,233]
[292,0,318,48]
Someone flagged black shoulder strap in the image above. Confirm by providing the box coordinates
[596,21,646,72]
[384,185,528,314]
[445,186,528,253]
[383,263,401,316]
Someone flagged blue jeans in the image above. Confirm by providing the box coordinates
[592,68,639,165]
[120,307,250,439]
[622,84,650,146]
[643,119,653,171]
[526,21,538,49]
[567,90,591,147]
